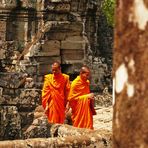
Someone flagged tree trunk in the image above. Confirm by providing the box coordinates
[113,0,148,147]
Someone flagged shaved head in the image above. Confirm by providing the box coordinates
[51,61,61,75]
[52,61,61,68]
[80,65,91,81]
[80,65,90,73]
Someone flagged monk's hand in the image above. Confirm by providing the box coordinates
[45,103,48,113]
[65,103,70,113]
[87,93,94,99]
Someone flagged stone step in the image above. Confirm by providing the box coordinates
[0,72,27,88]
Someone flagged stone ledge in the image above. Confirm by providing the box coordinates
[0,89,41,107]
[0,124,111,148]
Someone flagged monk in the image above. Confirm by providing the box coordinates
[42,61,70,124]
[68,65,96,129]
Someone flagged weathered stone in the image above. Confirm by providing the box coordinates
[24,77,35,88]
[0,0,17,9]
[0,106,22,140]
[0,72,27,88]
[37,40,61,56]
[42,40,60,52]
[20,112,34,130]
[46,13,68,21]
[61,49,84,61]
[46,3,71,12]
[20,0,36,9]
[37,57,61,75]
[95,87,112,107]
[16,89,41,108]
[0,89,41,108]
[50,0,71,2]
[61,40,84,49]
[22,105,112,147]
[0,135,110,148]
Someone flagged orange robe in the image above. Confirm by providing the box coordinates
[68,76,94,129]
[42,73,70,124]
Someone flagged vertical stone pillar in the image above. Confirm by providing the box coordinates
[113,0,148,147]
[0,0,17,41]
[0,21,6,40]
[0,1,17,61]
[24,21,28,45]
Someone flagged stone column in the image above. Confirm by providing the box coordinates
[113,0,148,147]
[0,0,17,41]
[0,0,17,62]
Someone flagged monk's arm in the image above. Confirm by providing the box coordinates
[79,93,94,100]
[64,76,71,107]
[42,75,51,109]
[69,82,93,100]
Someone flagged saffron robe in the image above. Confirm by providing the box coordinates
[42,73,70,124]
[68,76,94,129]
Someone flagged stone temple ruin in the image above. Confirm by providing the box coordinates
[0,0,113,147]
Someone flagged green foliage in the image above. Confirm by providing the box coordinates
[101,0,116,27]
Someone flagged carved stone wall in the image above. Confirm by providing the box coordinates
[0,0,113,140]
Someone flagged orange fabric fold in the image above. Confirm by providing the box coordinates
[42,73,70,124]
[68,76,94,129]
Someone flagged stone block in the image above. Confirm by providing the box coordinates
[0,72,28,88]
[0,87,3,96]
[71,1,78,12]
[0,95,17,105]
[0,21,6,31]
[61,41,85,50]
[65,36,84,41]
[69,22,83,32]
[50,0,71,2]
[61,49,84,60]
[46,31,81,41]
[46,32,67,40]
[61,36,86,49]
[16,89,41,107]
[34,56,61,63]
[0,31,6,40]
[2,88,15,95]
[0,106,21,140]
[0,49,5,59]
[34,51,60,57]
[46,13,68,21]
[36,56,61,75]
[37,63,51,75]
[55,3,70,12]
[20,112,34,128]
[46,3,70,12]
[22,64,37,75]
[0,88,41,108]
[41,40,60,52]
[0,0,17,9]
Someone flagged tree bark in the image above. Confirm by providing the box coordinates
[113,0,148,147]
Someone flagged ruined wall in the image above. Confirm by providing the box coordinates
[0,0,113,140]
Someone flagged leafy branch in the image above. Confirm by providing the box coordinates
[101,0,116,27]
